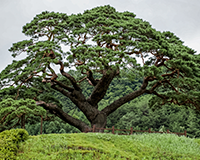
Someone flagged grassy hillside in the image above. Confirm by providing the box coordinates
[16,132,200,160]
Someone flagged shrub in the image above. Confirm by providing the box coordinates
[0,129,29,160]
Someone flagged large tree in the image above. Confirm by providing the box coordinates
[1,5,200,132]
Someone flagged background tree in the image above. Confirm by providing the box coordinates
[0,5,200,132]
[0,98,46,133]
[114,94,200,138]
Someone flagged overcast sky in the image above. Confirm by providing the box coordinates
[1,0,200,72]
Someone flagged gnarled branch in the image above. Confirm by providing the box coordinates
[36,101,90,132]
[56,60,81,91]
[86,69,117,106]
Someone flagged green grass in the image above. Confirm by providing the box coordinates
[16,133,200,160]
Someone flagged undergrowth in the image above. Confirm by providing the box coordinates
[15,132,200,160]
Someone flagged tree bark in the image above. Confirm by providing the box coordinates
[36,76,149,133]
[36,101,91,132]
[38,61,151,133]
[40,116,43,134]
[36,100,109,132]
[21,114,25,129]
[90,111,107,132]
[36,88,147,133]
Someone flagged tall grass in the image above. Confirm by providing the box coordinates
[16,132,200,159]
[128,133,200,156]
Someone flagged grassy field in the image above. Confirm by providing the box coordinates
[15,132,200,160]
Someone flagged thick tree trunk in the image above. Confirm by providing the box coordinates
[36,81,148,133]
[38,66,149,134]
[38,65,120,133]
[90,111,107,133]
[36,100,108,133]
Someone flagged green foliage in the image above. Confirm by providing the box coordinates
[16,133,200,159]
[0,77,53,101]
[0,98,46,132]
[111,94,200,138]
[1,5,200,137]
[2,5,199,91]
[25,116,81,135]
[195,138,200,146]
[0,128,29,160]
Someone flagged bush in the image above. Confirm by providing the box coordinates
[0,129,29,160]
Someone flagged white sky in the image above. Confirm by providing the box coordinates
[1,0,200,72]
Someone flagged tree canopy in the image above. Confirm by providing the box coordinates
[0,98,46,131]
[0,5,200,132]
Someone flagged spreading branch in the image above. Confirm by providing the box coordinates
[56,60,81,91]
[86,70,98,86]
[53,79,74,92]
[87,69,117,106]
[102,88,147,116]
[35,101,90,131]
